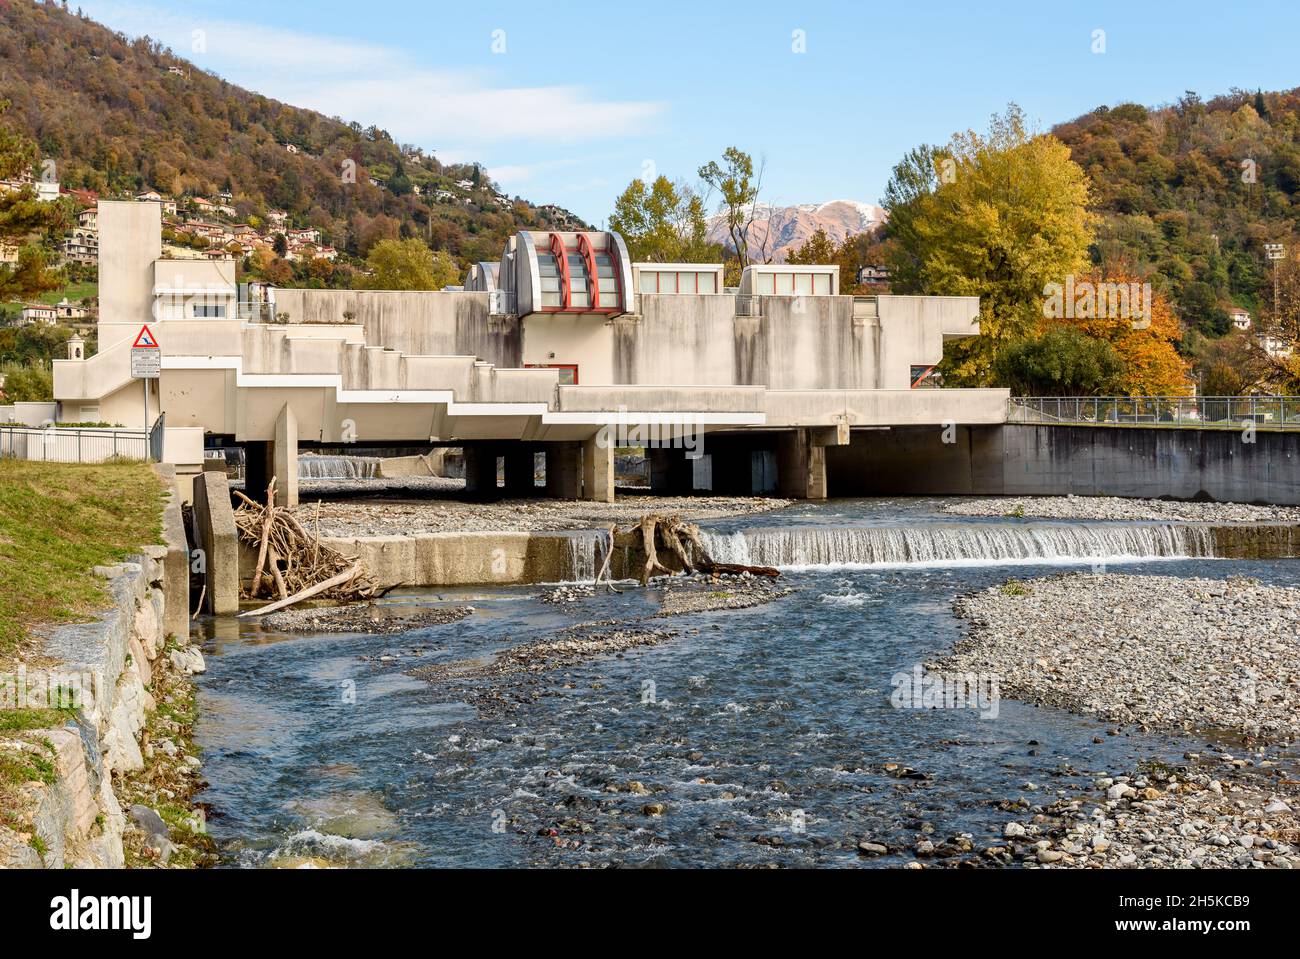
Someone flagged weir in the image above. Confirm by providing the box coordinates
[699,522,1217,568]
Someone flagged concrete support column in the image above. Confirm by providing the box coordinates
[191,472,239,614]
[273,403,299,507]
[777,428,828,500]
[544,442,581,499]
[243,440,272,504]
[464,446,500,499]
[503,446,536,497]
[777,429,809,499]
[648,446,693,494]
[806,442,828,500]
[582,436,614,503]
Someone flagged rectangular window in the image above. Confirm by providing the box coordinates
[698,272,717,294]
[678,272,697,293]
[757,273,775,295]
[639,271,658,294]
[192,303,227,317]
[795,273,812,295]
[813,273,831,295]
[659,271,677,294]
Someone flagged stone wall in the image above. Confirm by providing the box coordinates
[0,472,200,869]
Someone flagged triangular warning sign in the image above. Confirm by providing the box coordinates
[132,325,159,348]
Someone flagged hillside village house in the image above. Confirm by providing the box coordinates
[19,304,57,326]
[1230,307,1251,330]
[54,200,1006,505]
[54,298,91,321]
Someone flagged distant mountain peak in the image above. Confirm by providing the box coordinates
[706,199,886,262]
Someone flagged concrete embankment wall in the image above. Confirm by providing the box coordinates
[317,531,615,587]
[1,467,199,869]
[829,424,1300,504]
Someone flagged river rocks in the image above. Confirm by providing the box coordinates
[945,572,1300,743]
[301,494,792,537]
[993,762,1300,869]
[655,579,795,618]
[129,805,176,865]
[943,495,1300,524]
[260,602,472,634]
[857,841,888,855]
[169,646,206,676]
[641,803,666,817]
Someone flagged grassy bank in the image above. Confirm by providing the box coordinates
[0,460,163,658]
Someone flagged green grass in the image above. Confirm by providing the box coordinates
[5,281,97,309]
[1000,580,1031,597]
[0,461,163,657]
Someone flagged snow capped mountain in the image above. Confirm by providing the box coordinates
[706,200,887,262]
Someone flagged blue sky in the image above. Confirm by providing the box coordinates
[77,0,1300,225]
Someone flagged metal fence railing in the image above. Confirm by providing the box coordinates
[0,424,152,462]
[1009,395,1300,429]
[734,295,763,317]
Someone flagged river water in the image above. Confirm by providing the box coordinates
[191,498,1300,868]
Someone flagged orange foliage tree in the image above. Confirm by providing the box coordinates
[1042,270,1191,395]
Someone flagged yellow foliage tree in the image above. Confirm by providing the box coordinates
[884,105,1095,386]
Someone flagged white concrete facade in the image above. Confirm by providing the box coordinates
[54,202,1008,501]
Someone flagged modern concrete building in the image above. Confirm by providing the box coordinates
[54,201,1009,505]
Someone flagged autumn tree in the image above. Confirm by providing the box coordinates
[0,100,65,302]
[1045,269,1192,395]
[609,176,718,263]
[883,105,1095,386]
[698,147,768,273]
[994,327,1124,396]
[361,238,458,291]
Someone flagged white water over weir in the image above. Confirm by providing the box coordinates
[700,523,1215,569]
[298,455,381,480]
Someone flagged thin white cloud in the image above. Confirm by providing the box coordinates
[78,2,665,147]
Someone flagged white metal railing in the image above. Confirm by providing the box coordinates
[0,424,152,462]
[1009,395,1300,428]
[734,295,763,317]
[152,301,276,322]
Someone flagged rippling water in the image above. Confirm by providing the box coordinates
[192,500,1300,868]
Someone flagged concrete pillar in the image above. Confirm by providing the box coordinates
[582,436,614,503]
[273,403,299,507]
[463,445,500,499]
[503,445,536,497]
[153,463,192,639]
[648,446,693,494]
[806,442,828,500]
[544,442,581,499]
[191,471,239,614]
[777,429,828,500]
[243,441,272,504]
[777,430,809,498]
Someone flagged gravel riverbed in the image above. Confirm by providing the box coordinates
[943,495,1300,524]
[985,756,1298,869]
[298,494,792,536]
[944,572,1300,743]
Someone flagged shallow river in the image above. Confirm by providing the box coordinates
[192,498,1300,867]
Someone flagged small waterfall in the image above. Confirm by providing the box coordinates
[562,530,605,583]
[702,523,1214,569]
[298,455,381,480]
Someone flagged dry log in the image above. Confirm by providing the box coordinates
[611,514,779,586]
[232,481,379,605]
[238,563,363,618]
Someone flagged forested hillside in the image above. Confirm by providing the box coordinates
[0,0,582,267]
[1054,88,1300,338]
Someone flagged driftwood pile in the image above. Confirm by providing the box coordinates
[601,514,779,589]
[233,478,381,618]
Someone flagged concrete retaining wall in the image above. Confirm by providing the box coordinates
[0,467,197,869]
[828,424,1300,504]
[0,547,199,868]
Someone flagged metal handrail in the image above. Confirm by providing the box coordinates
[0,424,151,462]
[1008,395,1300,429]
